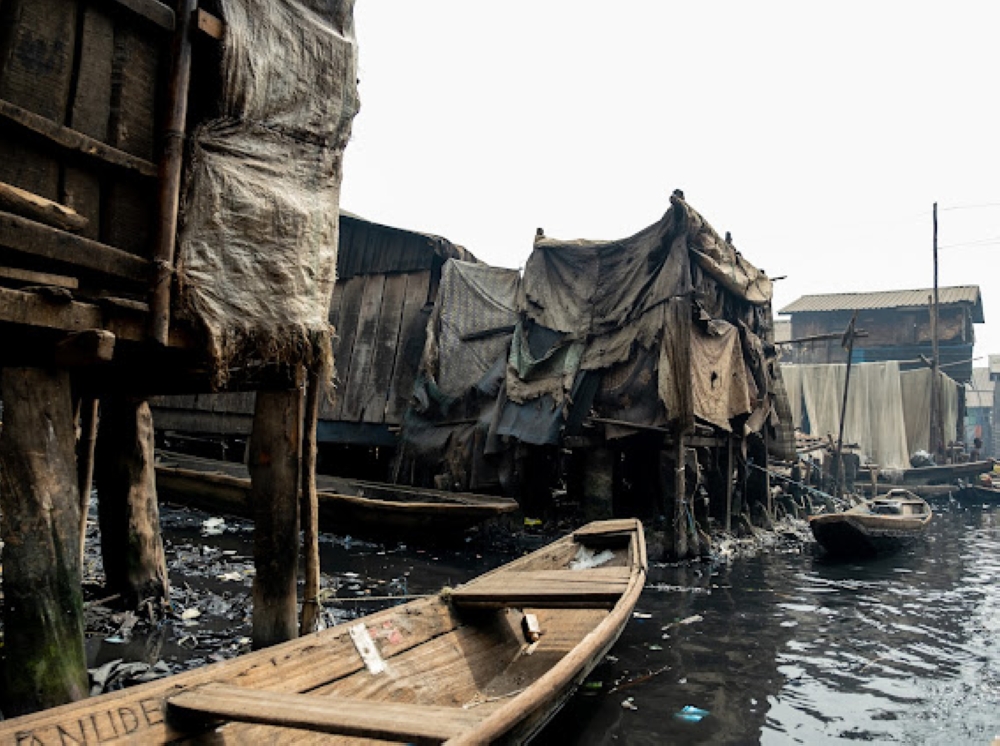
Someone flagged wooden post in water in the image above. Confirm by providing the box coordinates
[76,397,99,568]
[725,436,734,533]
[95,397,170,609]
[0,367,88,715]
[299,365,322,635]
[250,386,302,648]
[833,312,858,497]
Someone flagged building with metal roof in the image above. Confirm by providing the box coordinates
[777,285,983,385]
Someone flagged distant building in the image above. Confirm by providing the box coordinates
[991,355,1000,458]
[966,367,994,458]
[778,286,984,385]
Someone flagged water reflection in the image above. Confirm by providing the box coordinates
[542,503,1000,745]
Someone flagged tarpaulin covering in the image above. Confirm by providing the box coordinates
[422,260,520,400]
[175,0,359,384]
[505,194,774,442]
[404,260,520,489]
[781,361,961,470]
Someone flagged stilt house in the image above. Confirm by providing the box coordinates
[0,0,359,716]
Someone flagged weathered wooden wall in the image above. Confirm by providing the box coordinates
[151,214,474,450]
[0,0,168,297]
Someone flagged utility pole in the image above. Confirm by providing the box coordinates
[930,202,943,457]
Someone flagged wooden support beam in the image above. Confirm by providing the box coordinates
[250,387,302,648]
[150,0,197,344]
[0,98,158,179]
[54,329,116,367]
[725,436,734,533]
[0,265,78,289]
[95,398,170,609]
[0,181,88,232]
[299,365,322,635]
[100,0,175,30]
[0,367,88,715]
[196,9,224,40]
[77,398,100,569]
[0,210,150,282]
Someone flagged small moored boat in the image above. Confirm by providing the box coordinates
[0,518,645,744]
[155,450,520,542]
[809,489,932,558]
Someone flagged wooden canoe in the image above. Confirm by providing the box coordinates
[809,489,932,558]
[859,459,996,486]
[952,482,1000,504]
[0,518,647,745]
[154,450,519,542]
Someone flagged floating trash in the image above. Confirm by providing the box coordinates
[201,517,226,536]
[621,697,638,711]
[674,705,709,722]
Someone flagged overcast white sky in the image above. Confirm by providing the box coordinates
[340,2,1000,363]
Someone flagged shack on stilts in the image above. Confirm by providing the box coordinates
[0,0,358,716]
[401,191,794,559]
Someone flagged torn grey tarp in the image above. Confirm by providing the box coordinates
[403,260,520,490]
[426,260,520,399]
[175,0,359,384]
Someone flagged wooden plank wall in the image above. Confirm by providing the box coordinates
[324,269,431,425]
[0,0,166,289]
[153,269,433,437]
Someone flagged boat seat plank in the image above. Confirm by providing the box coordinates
[168,683,481,743]
[451,568,629,606]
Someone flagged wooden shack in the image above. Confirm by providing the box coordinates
[402,192,793,559]
[151,212,475,478]
[779,286,984,384]
[0,0,359,716]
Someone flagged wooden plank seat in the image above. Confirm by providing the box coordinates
[168,683,483,744]
[449,568,630,608]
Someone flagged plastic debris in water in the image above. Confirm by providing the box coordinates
[674,705,709,722]
[201,517,226,536]
[621,697,638,710]
[524,517,543,527]
[633,612,652,619]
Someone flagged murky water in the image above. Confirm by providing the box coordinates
[541,502,1000,745]
[84,500,1000,744]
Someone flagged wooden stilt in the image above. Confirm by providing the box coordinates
[725,436,734,533]
[95,397,170,608]
[76,397,99,568]
[674,434,688,559]
[250,387,302,648]
[0,367,88,715]
[299,365,322,635]
[582,447,615,522]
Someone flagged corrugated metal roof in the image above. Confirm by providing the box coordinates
[779,285,983,322]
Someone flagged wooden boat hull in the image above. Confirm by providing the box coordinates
[953,484,1000,504]
[154,451,519,542]
[809,492,932,558]
[860,459,996,486]
[0,518,646,744]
